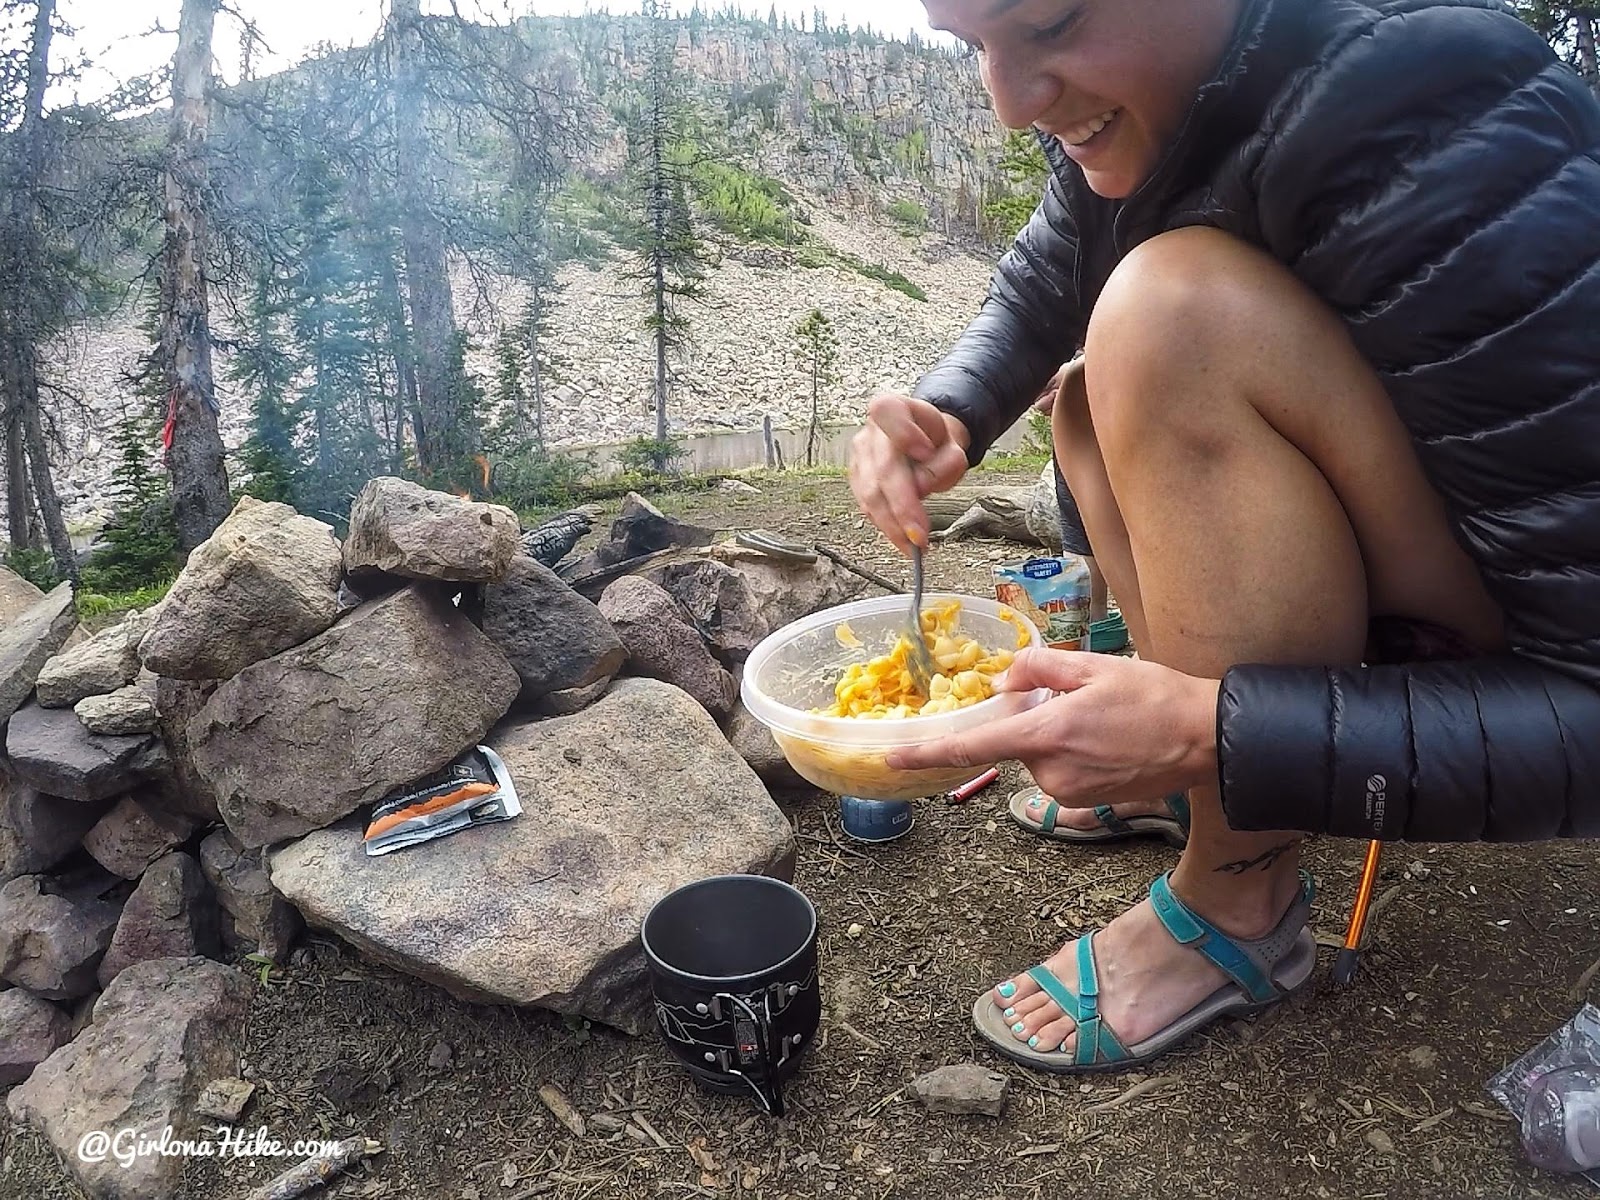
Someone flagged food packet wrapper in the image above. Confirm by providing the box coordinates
[994,556,1091,650]
[363,745,522,857]
[1487,1002,1600,1187]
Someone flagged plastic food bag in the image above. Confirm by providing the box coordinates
[993,556,1092,650]
[363,745,522,857]
[1487,1003,1600,1186]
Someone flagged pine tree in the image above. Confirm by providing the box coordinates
[794,308,839,468]
[625,0,708,446]
[79,406,181,595]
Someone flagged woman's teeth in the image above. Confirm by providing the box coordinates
[1061,109,1120,147]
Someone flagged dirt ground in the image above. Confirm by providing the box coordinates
[5,469,1600,1200]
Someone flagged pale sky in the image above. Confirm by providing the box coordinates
[39,0,951,106]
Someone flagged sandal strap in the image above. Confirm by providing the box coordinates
[1026,947,1130,1067]
[1039,800,1059,834]
[1163,792,1191,831]
[1092,804,1133,835]
[1147,871,1315,1005]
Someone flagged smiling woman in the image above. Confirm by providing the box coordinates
[850,0,1600,1077]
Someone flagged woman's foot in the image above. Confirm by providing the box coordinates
[1008,787,1189,845]
[992,868,1304,1055]
[1045,794,1171,832]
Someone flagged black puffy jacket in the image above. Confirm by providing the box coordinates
[913,0,1600,842]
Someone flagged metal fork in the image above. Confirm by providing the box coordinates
[905,544,938,696]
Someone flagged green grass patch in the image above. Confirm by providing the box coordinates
[76,581,174,624]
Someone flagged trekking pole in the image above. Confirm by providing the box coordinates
[1333,839,1383,984]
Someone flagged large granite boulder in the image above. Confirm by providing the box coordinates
[648,558,772,663]
[8,957,250,1200]
[344,476,519,584]
[0,582,76,724]
[0,774,110,884]
[138,496,343,681]
[0,875,121,999]
[97,853,219,989]
[199,828,300,963]
[35,609,152,708]
[270,678,794,1035]
[190,585,520,847]
[6,701,167,803]
[598,576,735,718]
[0,989,71,1087]
[479,557,625,702]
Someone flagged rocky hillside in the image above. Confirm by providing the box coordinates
[42,13,1017,533]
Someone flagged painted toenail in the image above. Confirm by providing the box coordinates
[1012,1022,1026,1034]
[1003,1007,1015,1018]
[997,982,1016,998]
[1028,1036,1039,1048]
[1058,1040,1069,1052]
[1029,798,1043,808]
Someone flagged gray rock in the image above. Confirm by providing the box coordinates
[195,1076,255,1123]
[1,774,110,884]
[599,576,735,718]
[911,1063,1010,1117]
[7,957,250,1200]
[270,678,794,1035]
[82,794,198,880]
[190,585,520,848]
[724,696,804,790]
[35,609,151,708]
[139,496,343,681]
[198,828,300,963]
[0,989,71,1087]
[344,476,520,584]
[649,558,771,662]
[151,676,222,823]
[0,875,120,999]
[0,563,45,627]
[717,478,761,496]
[658,543,867,634]
[6,700,167,803]
[0,582,77,724]
[479,557,626,701]
[97,852,219,989]
[75,683,160,735]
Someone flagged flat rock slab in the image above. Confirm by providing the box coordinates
[190,584,520,848]
[0,583,77,724]
[76,682,160,736]
[139,495,343,681]
[344,476,520,584]
[36,609,150,708]
[6,701,166,803]
[270,678,794,1034]
[8,957,250,1200]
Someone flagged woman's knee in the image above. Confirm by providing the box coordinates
[1082,226,1358,452]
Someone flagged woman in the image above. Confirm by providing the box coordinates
[848,0,1600,1073]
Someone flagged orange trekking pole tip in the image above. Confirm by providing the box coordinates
[1333,839,1383,984]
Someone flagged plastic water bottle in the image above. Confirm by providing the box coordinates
[1521,1064,1600,1173]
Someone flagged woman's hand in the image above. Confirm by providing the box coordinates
[849,393,971,555]
[885,648,1221,806]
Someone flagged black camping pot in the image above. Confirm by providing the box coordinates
[641,874,820,1118]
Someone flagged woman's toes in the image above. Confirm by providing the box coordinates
[1033,1011,1080,1056]
[993,973,1039,1008]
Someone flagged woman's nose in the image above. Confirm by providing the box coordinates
[980,47,1064,130]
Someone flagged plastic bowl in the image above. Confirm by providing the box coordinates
[741,592,1048,801]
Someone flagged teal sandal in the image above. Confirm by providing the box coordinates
[971,870,1317,1073]
[1008,787,1190,848]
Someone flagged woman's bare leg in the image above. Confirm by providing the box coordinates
[999,227,1504,1055]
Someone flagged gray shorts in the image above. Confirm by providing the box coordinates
[1051,459,1093,558]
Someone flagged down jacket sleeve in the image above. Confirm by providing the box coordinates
[1217,1,1600,841]
[913,152,1086,466]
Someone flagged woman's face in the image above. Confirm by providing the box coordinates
[924,0,1243,198]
